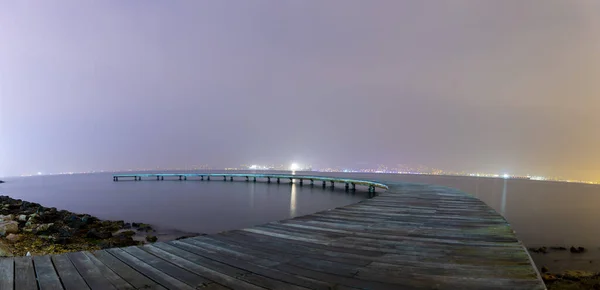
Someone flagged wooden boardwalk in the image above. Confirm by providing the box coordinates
[0,175,545,290]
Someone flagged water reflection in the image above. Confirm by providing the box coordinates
[290,183,297,217]
[501,179,507,216]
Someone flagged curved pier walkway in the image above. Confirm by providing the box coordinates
[0,174,545,290]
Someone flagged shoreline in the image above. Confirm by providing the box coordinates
[0,195,198,257]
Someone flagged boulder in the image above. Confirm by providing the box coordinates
[8,201,23,210]
[528,247,547,254]
[0,241,12,257]
[542,274,558,282]
[86,229,112,239]
[146,235,158,243]
[5,233,20,243]
[105,232,139,248]
[18,215,27,222]
[0,221,18,236]
[136,224,153,232]
[0,214,14,222]
[570,246,586,253]
[35,223,54,233]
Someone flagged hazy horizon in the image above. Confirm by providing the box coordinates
[1,1,599,180]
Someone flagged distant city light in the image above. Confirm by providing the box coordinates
[503,174,509,179]
[290,163,300,171]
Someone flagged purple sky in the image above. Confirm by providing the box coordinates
[1,1,599,180]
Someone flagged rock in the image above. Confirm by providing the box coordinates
[0,241,13,257]
[593,283,600,290]
[57,226,73,238]
[136,223,153,232]
[5,234,20,243]
[120,230,136,237]
[100,220,123,232]
[550,246,567,251]
[64,214,88,229]
[98,231,139,248]
[8,201,22,210]
[562,270,595,281]
[0,221,19,236]
[146,235,158,243]
[541,266,549,273]
[542,274,558,282]
[18,215,27,222]
[0,214,14,222]
[123,223,132,229]
[86,229,112,239]
[35,223,54,233]
[570,246,586,253]
[131,222,141,228]
[528,247,547,254]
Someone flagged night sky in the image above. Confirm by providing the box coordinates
[1,1,599,180]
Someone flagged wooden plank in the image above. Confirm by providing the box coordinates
[106,248,195,290]
[33,255,63,290]
[81,252,135,290]
[67,252,116,290]
[14,256,37,290]
[152,242,251,278]
[169,240,326,290]
[92,250,164,290]
[180,238,279,267]
[157,241,318,290]
[141,244,264,290]
[212,232,373,267]
[51,254,90,290]
[120,246,226,289]
[0,258,13,290]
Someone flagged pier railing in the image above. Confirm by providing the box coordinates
[113,173,388,193]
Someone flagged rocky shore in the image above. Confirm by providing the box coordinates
[0,195,169,257]
[542,270,600,289]
[528,246,600,289]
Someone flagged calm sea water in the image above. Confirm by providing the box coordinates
[0,172,367,234]
[2,171,599,271]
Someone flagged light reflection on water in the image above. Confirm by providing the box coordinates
[290,183,297,217]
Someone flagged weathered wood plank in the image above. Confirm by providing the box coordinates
[169,240,326,290]
[141,244,264,290]
[120,245,228,289]
[14,256,37,290]
[67,252,117,290]
[0,258,13,290]
[92,250,164,290]
[81,251,135,290]
[51,254,90,290]
[106,248,195,290]
[33,255,63,290]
